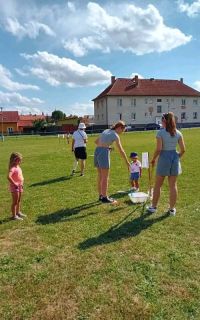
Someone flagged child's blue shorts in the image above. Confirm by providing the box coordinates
[156,150,181,176]
[130,172,140,181]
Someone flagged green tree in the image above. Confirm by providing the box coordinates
[51,110,66,121]
[33,119,47,131]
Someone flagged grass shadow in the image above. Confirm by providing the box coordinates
[78,211,169,250]
[29,176,71,187]
[36,201,101,225]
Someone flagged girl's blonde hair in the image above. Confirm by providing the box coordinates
[162,112,176,136]
[111,120,126,130]
[9,152,22,170]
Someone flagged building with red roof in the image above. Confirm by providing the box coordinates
[0,111,47,134]
[93,76,200,128]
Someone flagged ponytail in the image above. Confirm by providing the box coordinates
[162,112,176,136]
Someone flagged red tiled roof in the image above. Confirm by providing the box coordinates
[0,111,19,122]
[18,120,34,127]
[93,78,200,100]
[19,115,46,121]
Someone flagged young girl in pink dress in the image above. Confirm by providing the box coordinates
[7,152,26,220]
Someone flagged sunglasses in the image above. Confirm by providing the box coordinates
[162,113,169,120]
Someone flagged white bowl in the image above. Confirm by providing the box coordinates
[128,192,149,204]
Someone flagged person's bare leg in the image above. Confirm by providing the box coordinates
[168,176,178,209]
[80,160,85,175]
[101,168,109,197]
[11,192,19,218]
[151,176,165,207]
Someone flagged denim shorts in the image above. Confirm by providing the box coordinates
[130,172,140,181]
[94,147,110,169]
[156,150,181,176]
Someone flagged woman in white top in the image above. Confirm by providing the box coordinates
[71,123,88,176]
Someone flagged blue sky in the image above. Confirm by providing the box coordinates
[0,0,200,116]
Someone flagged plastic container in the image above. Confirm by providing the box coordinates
[128,192,149,204]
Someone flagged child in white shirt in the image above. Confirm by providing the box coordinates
[130,152,142,191]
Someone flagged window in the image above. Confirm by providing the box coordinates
[193,112,197,119]
[145,112,148,117]
[102,114,104,119]
[182,99,186,106]
[157,105,162,113]
[193,99,198,106]
[119,113,122,120]
[97,114,99,120]
[131,112,136,120]
[101,100,104,107]
[181,112,186,120]
[7,127,13,133]
[157,98,162,102]
[145,98,148,104]
[117,98,123,106]
[131,98,136,106]
[97,101,99,108]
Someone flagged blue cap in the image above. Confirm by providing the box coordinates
[130,152,138,158]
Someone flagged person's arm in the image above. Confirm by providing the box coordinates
[115,137,130,168]
[7,170,18,187]
[94,137,100,145]
[178,136,186,158]
[84,132,88,144]
[139,167,142,177]
[151,137,162,166]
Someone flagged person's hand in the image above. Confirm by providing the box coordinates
[151,159,156,166]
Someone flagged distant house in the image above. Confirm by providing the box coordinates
[57,116,79,133]
[93,76,200,128]
[18,114,46,133]
[0,111,47,134]
[0,111,19,134]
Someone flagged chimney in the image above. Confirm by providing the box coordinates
[180,78,183,83]
[132,75,139,86]
[111,76,115,84]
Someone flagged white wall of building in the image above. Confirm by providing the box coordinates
[94,96,200,126]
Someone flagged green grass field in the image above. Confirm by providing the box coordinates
[0,130,200,320]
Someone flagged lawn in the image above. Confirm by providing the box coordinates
[0,130,200,320]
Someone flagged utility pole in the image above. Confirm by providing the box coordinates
[0,107,4,141]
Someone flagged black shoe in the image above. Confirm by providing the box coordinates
[99,195,103,201]
[101,196,115,203]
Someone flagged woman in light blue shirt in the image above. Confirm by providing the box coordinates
[94,121,130,203]
[147,112,185,216]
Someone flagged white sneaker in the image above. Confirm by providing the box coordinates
[13,215,23,221]
[168,208,176,216]
[146,206,157,214]
[17,212,26,218]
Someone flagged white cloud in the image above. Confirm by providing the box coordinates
[64,2,192,56]
[0,91,44,108]
[129,73,144,79]
[67,1,76,13]
[177,0,200,17]
[15,68,29,77]
[4,17,55,39]
[0,1,191,54]
[0,64,39,91]
[15,106,43,115]
[21,51,112,87]
[193,80,200,91]
[67,102,93,116]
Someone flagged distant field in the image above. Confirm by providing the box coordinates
[0,129,200,320]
